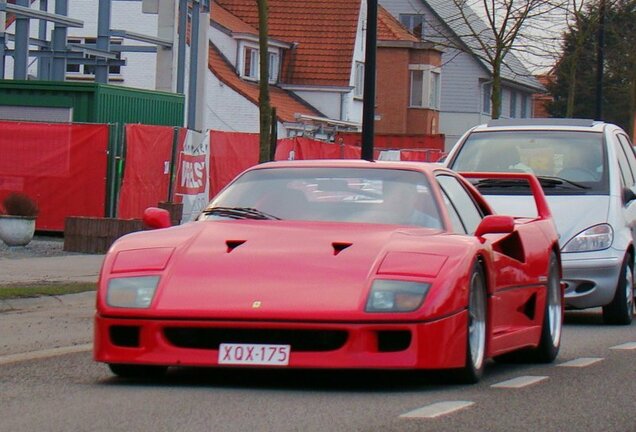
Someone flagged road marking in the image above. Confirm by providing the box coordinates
[610,342,636,350]
[491,375,548,389]
[558,357,604,367]
[400,401,475,419]
[0,344,92,365]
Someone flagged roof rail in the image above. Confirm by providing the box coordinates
[486,118,597,128]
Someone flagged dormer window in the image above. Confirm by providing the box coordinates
[243,47,258,79]
[240,43,280,84]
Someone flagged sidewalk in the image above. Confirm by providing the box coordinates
[0,254,105,285]
[0,236,104,285]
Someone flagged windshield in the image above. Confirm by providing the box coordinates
[200,167,443,228]
[449,130,608,195]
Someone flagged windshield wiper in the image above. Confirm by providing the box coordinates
[537,176,590,190]
[202,207,281,220]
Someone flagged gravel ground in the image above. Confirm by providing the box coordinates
[0,235,77,259]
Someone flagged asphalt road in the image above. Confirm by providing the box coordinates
[1,296,635,432]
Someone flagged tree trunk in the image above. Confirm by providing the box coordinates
[566,60,577,117]
[491,60,502,119]
[257,0,272,163]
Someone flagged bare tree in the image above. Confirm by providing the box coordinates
[427,0,564,118]
[257,0,272,163]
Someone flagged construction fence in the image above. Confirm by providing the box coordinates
[0,120,445,231]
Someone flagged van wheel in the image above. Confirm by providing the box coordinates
[530,253,562,362]
[602,255,634,325]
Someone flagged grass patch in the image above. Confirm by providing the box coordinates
[0,282,96,300]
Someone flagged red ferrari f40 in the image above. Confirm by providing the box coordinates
[94,160,563,383]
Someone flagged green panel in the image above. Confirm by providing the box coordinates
[0,80,184,126]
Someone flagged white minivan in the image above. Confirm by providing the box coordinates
[445,119,636,324]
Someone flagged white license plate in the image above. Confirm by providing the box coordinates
[218,343,290,366]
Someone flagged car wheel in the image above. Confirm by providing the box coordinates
[108,364,168,379]
[530,252,562,363]
[602,255,634,325]
[456,263,487,384]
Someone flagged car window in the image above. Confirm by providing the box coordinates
[613,137,634,187]
[436,174,483,234]
[616,134,636,186]
[449,130,608,195]
[206,167,443,228]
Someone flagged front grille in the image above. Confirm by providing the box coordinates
[163,328,348,352]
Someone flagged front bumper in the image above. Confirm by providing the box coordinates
[94,311,467,370]
[561,253,623,309]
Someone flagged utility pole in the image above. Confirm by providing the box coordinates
[361,0,377,162]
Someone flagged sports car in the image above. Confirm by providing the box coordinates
[94,160,562,383]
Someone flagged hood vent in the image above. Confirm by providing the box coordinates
[226,240,246,253]
[332,242,352,256]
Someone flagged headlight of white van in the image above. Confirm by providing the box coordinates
[562,224,613,253]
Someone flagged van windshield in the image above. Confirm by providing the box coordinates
[450,130,608,195]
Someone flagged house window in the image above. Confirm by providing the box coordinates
[429,70,441,109]
[66,37,122,79]
[354,62,364,98]
[241,45,280,83]
[482,82,492,114]
[409,66,441,109]
[399,14,425,39]
[521,94,528,118]
[243,46,258,79]
[510,91,517,118]
[268,52,279,83]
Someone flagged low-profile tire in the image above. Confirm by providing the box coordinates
[602,255,634,325]
[108,364,168,379]
[455,263,487,384]
[530,252,562,363]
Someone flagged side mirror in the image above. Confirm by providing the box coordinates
[475,215,515,238]
[143,207,171,229]
[622,187,636,204]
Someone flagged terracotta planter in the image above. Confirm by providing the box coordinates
[0,215,37,246]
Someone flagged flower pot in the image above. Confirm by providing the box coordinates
[0,215,36,246]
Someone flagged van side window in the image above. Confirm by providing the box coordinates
[616,134,636,185]
[614,136,635,187]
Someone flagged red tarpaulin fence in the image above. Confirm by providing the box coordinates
[118,124,186,219]
[0,121,109,231]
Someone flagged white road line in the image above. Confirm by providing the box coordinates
[558,357,604,368]
[491,375,548,389]
[0,344,92,365]
[610,342,636,350]
[400,401,475,419]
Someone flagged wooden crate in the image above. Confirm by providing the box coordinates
[63,217,144,254]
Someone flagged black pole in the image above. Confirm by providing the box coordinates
[595,0,606,120]
[361,0,377,161]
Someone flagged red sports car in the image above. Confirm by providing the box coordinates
[94,160,562,383]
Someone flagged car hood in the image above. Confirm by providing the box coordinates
[106,220,447,320]
[483,195,610,247]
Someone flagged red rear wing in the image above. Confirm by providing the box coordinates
[460,172,552,220]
